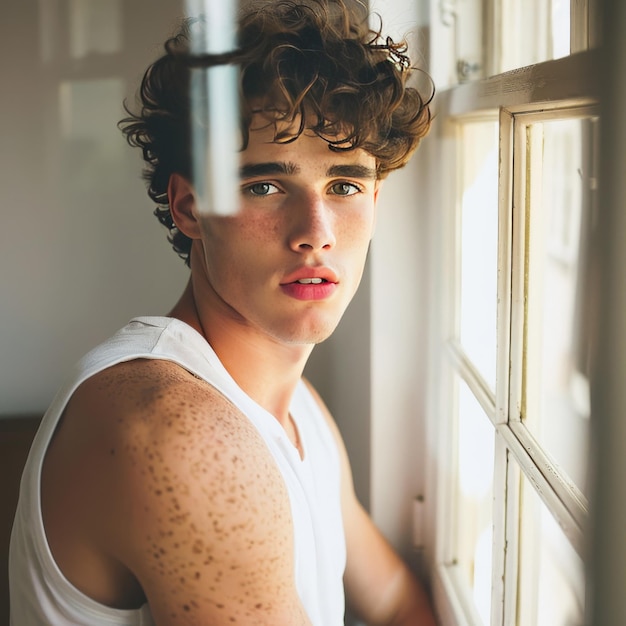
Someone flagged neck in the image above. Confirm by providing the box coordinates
[168,278,314,427]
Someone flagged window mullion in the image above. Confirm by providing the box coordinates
[490,435,519,626]
[490,107,519,626]
[495,108,514,426]
[509,421,588,540]
[520,121,545,435]
[447,341,496,421]
[497,422,586,555]
[507,111,527,431]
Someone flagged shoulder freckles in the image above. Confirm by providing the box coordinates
[104,369,296,618]
[73,359,276,493]
[103,360,283,491]
[79,359,236,429]
[69,361,300,622]
[90,359,266,456]
[97,358,292,532]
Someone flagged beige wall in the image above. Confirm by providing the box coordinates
[0,0,189,414]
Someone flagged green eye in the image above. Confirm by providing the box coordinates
[247,182,279,196]
[331,182,360,196]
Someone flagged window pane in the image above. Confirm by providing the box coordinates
[459,121,499,389]
[500,0,570,72]
[517,471,585,625]
[523,116,597,496]
[454,378,495,625]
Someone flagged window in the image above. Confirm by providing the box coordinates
[425,1,600,624]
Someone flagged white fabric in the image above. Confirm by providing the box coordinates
[10,317,346,625]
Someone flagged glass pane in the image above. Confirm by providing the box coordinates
[518,471,585,625]
[459,121,499,390]
[500,0,570,72]
[523,116,597,496]
[455,378,495,625]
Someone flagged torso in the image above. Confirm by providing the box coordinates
[16,316,346,625]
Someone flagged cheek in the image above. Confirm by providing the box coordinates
[237,214,283,242]
[341,208,376,248]
[201,216,281,275]
[202,214,268,242]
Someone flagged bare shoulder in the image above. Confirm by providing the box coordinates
[74,358,268,460]
[45,359,309,625]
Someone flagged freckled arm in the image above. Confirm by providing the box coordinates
[105,372,312,625]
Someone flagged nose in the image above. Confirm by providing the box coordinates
[287,191,336,252]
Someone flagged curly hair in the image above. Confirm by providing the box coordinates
[119,0,433,264]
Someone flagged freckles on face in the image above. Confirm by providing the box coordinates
[199,210,280,266]
[196,211,283,310]
[191,127,379,343]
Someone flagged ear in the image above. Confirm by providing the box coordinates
[373,179,383,205]
[167,173,202,239]
[371,179,383,236]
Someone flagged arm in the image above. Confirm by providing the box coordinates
[342,498,436,626]
[89,361,312,625]
[305,381,436,626]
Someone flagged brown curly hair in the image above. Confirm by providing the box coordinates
[119,0,433,264]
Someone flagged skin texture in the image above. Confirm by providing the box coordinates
[40,121,436,625]
[43,360,309,624]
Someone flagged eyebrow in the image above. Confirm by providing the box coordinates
[239,162,299,178]
[239,161,378,180]
[327,164,377,180]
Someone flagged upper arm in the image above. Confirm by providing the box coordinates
[93,364,311,625]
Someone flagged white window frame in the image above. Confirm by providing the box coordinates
[431,0,600,89]
[425,46,600,625]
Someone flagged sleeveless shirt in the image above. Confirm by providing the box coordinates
[9,317,346,625]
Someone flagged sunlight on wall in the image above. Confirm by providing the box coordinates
[0,1,188,414]
[68,0,123,58]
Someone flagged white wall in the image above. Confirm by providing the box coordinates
[366,0,432,558]
[0,0,189,414]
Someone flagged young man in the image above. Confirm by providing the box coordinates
[10,1,434,624]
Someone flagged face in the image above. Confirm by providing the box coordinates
[182,117,380,345]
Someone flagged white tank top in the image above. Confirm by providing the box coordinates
[10,317,346,625]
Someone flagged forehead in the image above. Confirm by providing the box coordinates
[242,112,377,171]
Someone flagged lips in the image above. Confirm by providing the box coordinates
[294,277,325,284]
[281,267,339,286]
[280,267,339,301]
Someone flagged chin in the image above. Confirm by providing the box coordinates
[271,317,340,346]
